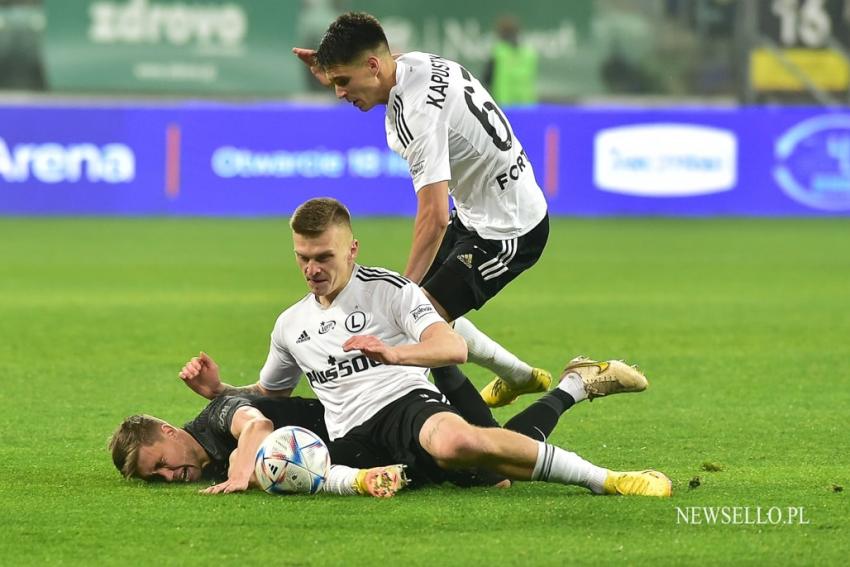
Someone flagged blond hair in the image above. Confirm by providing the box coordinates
[290,198,352,236]
[108,414,166,479]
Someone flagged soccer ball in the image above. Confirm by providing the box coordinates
[254,426,330,495]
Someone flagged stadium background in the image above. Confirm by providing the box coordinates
[1,1,848,565]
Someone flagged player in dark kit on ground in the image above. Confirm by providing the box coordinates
[172,395,330,483]
[293,12,553,409]
[109,394,408,497]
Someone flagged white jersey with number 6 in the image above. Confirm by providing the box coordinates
[259,265,444,440]
[385,51,548,240]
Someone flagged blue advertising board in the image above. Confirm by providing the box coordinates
[2,102,850,216]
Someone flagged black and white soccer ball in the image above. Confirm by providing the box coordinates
[254,426,330,495]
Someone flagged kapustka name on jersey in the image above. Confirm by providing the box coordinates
[427,54,451,109]
[305,354,382,386]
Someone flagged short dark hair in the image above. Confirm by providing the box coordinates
[316,12,389,68]
[290,198,352,236]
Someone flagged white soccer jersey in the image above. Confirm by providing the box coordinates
[385,52,548,240]
[259,265,445,440]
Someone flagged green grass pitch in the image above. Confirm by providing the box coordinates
[0,217,847,565]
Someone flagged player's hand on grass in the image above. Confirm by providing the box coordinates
[343,335,400,365]
[292,47,331,88]
[179,351,223,399]
[201,477,250,495]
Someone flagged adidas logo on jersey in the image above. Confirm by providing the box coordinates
[296,330,310,344]
[456,253,473,269]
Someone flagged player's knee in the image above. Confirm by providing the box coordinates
[430,425,485,466]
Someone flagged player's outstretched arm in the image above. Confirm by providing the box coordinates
[292,47,332,88]
[202,406,273,495]
[343,321,466,368]
[404,181,450,284]
[179,351,291,400]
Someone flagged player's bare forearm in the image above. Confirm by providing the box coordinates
[203,408,275,495]
[178,352,292,401]
[345,323,466,368]
[394,322,467,367]
[404,183,450,283]
[217,383,292,398]
[404,217,447,283]
[228,415,274,488]
[216,382,263,397]
[185,380,259,399]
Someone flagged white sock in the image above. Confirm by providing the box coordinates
[453,317,532,386]
[557,371,587,403]
[532,441,608,494]
[320,464,358,496]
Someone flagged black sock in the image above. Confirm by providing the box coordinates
[503,389,575,441]
[431,366,500,428]
[431,364,467,392]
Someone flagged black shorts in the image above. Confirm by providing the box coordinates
[327,389,505,488]
[421,212,549,320]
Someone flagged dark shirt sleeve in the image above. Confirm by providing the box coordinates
[208,396,253,437]
[183,396,254,481]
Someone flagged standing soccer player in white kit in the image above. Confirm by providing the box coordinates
[293,12,554,408]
